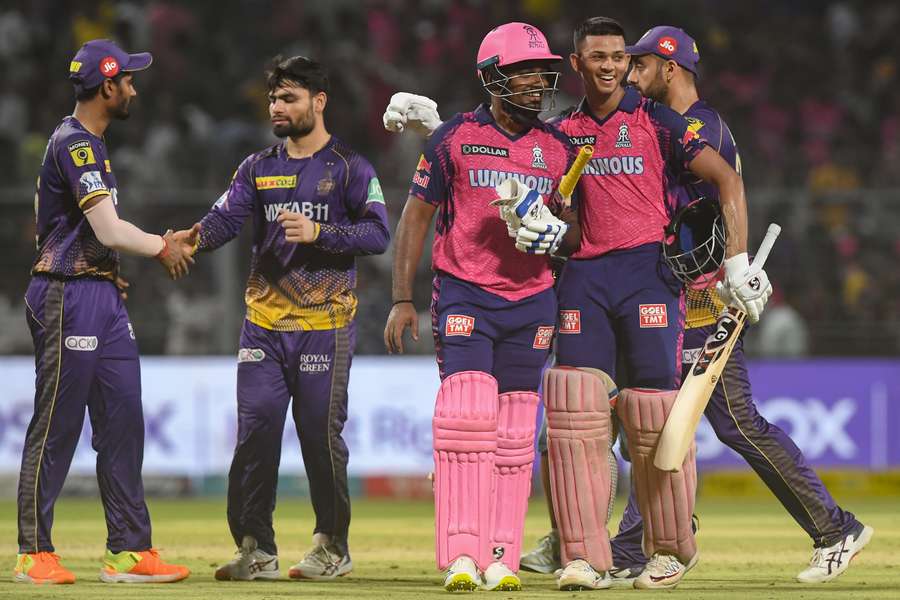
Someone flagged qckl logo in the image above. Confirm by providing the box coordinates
[639,304,668,328]
[65,336,98,351]
[445,315,475,337]
[532,326,554,349]
[559,310,581,334]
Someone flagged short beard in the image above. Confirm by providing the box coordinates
[111,101,130,120]
[273,106,315,139]
[643,67,669,103]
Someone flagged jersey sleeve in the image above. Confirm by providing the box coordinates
[646,100,708,176]
[197,157,256,252]
[408,115,460,206]
[314,155,390,256]
[56,135,111,210]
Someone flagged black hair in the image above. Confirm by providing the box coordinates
[573,17,626,52]
[266,55,329,95]
[74,71,126,102]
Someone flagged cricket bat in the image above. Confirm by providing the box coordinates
[653,223,782,472]
[558,145,594,205]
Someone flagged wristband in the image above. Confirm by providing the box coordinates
[392,299,413,306]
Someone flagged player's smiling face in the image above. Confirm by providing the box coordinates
[571,34,629,96]
[499,62,557,111]
[268,82,321,139]
[627,54,667,102]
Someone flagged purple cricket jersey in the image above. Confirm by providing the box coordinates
[197,136,390,331]
[31,116,120,281]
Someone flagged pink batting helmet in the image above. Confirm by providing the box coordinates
[476,22,562,74]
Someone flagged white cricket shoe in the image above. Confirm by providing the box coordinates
[796,524,874,583]
[443,556,480,592]
[214,536,280,581]
[556,559,612,590]
[482,561,521,591]
[609,564,643,587]
[288,544,352,580]
[634,552,698,589]
[519,530,561,574]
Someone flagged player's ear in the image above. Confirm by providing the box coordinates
[568,52,580,74]
[314,91,327,113]
[100,78,113,100]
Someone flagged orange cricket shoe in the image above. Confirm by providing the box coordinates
[99,548,190,583]
[14,552,76,584]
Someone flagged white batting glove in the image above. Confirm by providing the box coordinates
[514,218,568,255]
[716,252,773,323]
[491,179,555,232]
[383,92,442,136]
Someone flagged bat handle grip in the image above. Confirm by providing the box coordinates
[751,223,781,269]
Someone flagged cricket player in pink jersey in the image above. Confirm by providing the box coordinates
[383,23,578,592]
[384,16,772,592]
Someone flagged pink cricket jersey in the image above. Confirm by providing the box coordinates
[409,104,577,301]
[555,88,707,258]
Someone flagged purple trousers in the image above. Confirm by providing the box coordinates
[18,276,151,553]
[226,320,355,557]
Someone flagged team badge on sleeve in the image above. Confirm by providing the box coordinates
[366,177,385,204]
[68,140,96,166]
[78,171,107,196]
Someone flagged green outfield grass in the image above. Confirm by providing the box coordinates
[0,496,897,598]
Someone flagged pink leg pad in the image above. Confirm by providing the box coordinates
[489,391,540,571]
[433,371,498,570]
[544,367,615,571]
[617,388,698,562]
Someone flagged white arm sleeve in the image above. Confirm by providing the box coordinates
[84,195,166,257]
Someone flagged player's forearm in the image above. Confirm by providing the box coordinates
[84,196,165,257]
[315,206,391,256]
[688,147,748,256]
[554,205,581,257]
[718,175,748,258]
[196,209,243,252]
[391,198,435,301]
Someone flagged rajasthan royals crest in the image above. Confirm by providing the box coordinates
[532,144,547,169]
[615,123,632,148]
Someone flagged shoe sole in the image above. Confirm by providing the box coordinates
[634,553,699,590]
[14,573,75,584]
[214,570,281,581]
[796,526,875,584]
[483,575,522,591]
[99,570,189,583]
[444,573,479,592]
[558,575,612,591]
[288,568,352,580]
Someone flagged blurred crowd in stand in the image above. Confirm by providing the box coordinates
[1,0,898,355]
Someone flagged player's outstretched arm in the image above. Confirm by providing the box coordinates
[383,92,443,136]
[83,194,193,279]
[384,195,437,354]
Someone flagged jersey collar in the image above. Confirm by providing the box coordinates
[575,86,642,122]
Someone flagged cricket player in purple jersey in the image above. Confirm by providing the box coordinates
[612,25,872,584]
[383,22,579,592]
[15,39,192,585]
[177,56,389,582]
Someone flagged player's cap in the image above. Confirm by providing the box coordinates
[626,26,699,74]
[476,22,562,73]
[69,39,153,92]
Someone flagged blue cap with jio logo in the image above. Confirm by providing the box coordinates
[68,39,153,92]
[625,26,699,74]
